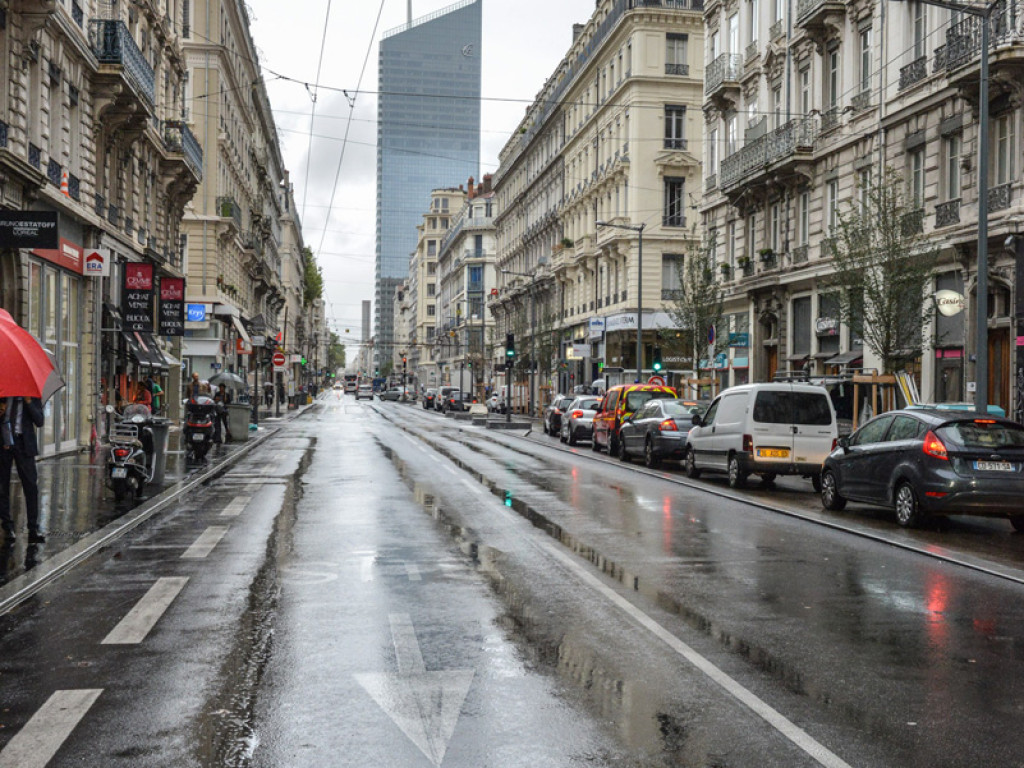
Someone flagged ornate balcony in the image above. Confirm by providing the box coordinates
[851,91,872,111]
[935,199,961,227]
[720,117,817,194]
[989,182,1013,212]
[217,196,242,229]
[705,53,742,104]
[665,63,690,76]
[795,0,845,43]
[899,57,928,90]
[770,19,785,40]
[820,106,840,133]
[942,6,1024,94]
[90,20,155,108]
[791,244,809,264]
[162,120,203,183]
[901,208,925,237]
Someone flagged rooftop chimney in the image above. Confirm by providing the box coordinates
[482,174,493,194]
[572,24,585,43]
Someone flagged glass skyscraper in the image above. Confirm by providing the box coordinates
[375,0,481,369]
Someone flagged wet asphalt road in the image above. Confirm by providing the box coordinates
[0,393,1022,767]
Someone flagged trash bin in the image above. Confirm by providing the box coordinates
[149,418,172,485]
[227,403,251,442]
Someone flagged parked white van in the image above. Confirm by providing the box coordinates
[685,383,838,489]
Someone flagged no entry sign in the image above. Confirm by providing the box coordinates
[272,352,286,368]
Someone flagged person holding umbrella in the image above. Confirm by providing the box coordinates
[0,397,46,543]
[0,308,66,544]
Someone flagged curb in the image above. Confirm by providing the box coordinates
[0,425,284,617]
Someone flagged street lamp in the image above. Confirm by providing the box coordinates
[596,221,645,383]
[894,0,991,412]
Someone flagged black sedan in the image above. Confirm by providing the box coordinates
[618,399,708,467]
[542,394,575,436]
[820,408,1024,530]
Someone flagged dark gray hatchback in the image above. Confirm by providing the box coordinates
[820,408,1024,530]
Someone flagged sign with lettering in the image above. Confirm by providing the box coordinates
[84,248,110,277]
[0,210,58,249]
[934,289,965,317]
[32,237,84,274]
[122,262,154,332]
[158,277,185,336]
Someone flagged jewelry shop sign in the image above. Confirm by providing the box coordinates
[123,262,155,332]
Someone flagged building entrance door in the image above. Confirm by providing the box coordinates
[988,328,1010,412]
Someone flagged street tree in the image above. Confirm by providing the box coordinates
[826,167,938,373]
[302,246,324,307]
[665,230,725,377]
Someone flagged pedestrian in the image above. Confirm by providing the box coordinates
[0,397,46,544]
[147,375,163,414]
[186,371,201,399]
[263,382,273,408]
[213,383,232,443]
[134,380,153,409]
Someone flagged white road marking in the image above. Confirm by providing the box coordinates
[355,614,474,767]
[101,577,189,645]
[453,473,853,768]
[181,526,229,559]
[219,495,252,518]
[360,556,374,582]
[0,689,103,768]
[404,563,422,581]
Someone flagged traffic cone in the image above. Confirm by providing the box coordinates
[60,170,69,197]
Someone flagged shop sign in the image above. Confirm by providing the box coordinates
[815,317,840,336]
[159,278,185,337]
[123,262,155,332]
[84,248,111,277]
[935,289,965,317]
[0,210,58,249]
[186,304,207,322]
[31,237,83,274]
[251,335,266,347]
[605,313,638,331]
[728,332,749,347]
[236,337,252,355]
[714,352,729,370]
[588,317,606,339]
[566,343,589,360]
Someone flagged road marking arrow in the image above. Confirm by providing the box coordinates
[355,613,474,767]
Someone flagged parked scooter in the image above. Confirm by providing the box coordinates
[183,393,217,463]
[106,403,156,502]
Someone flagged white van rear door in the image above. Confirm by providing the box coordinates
[750,387,798,463]
[790,389,837,465]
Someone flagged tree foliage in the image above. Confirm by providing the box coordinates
[827,167,938,373]
[302,246,324,308]
[665,231,726,373]
[327,332,345,371]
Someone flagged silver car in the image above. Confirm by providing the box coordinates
[559,396,601,445]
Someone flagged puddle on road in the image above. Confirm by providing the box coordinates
[375,438,742,768]
[193,439,316,767]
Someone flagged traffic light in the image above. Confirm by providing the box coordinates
[402,356,407,365]
[506,333,515,358]
[652,347,663,372]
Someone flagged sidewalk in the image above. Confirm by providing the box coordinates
[0,403,314,598]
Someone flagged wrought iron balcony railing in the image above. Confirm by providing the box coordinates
[791,244,809,264]
[943,3,1023,73]
[989,182,1013,212]
[901,208,925,236]
[820,106,840,132]
[851,91,871,111]
[705,53,742,94]
[665,63,689,75]
[935,199,961,227]
[0,120,7,148]
[217,196,242,229]
[89,20,155,108]
[163,120,203,181]
[899,56,928,90]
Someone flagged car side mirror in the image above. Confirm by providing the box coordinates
[837,436,851,452]
[691,414,702,427]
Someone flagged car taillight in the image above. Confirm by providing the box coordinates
[659,419,678,432]
[571,410,584,419]
[831,438,838,451]
[113,448,131,459]
[922,430,949,460]
[742,434,753,452]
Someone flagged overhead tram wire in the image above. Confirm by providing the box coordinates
[314,0,387,259]
[300,0,334,223]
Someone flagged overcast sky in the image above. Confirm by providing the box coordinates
[246,0,596,350]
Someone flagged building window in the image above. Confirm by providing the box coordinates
[858,168,871,213]
[746,214,757,257]
[799,67,811,116]
[708,128,718,175]
[427,240,436,256]
[663,177,686,227]
[662,254,684,293]
[665,105,686,149]
[183,0,191,37]
[909,148,925,206]
[728,14,739,53]
[666,33,688,75]
[726,113,738,154]
[993,114,1015,185]
[792,295,812,356]
[769,202,782,251]
[429,217,437,228]
[827,47,840,109]
[427,282,436,297]
[427,304,435,317]
[944,134,961,199]
[772,86,783,129]
[818,293,841,355]
[427,262,436,275]
[859,26,872,93]
[912,2,926,60]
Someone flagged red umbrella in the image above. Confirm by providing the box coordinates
[0,308,66,402]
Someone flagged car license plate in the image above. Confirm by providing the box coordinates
[757,448,790,459]
[974,460,1015,471]
[192,433,205,442]
[112,467,127,478]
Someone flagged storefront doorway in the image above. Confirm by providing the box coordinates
[989,327,1010,413]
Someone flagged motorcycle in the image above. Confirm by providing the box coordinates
[106,403,156,502]
[184,394,217,463]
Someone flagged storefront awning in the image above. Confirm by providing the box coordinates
[138,332,169,370]
[231,315,252,345]
[123,331,165,369]
[825,350,864,366]
[785,353,810,362]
